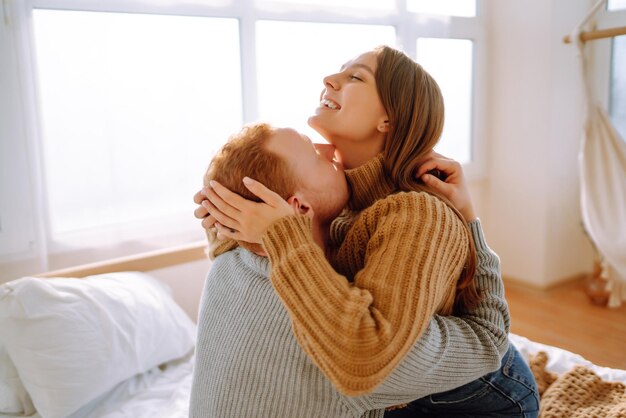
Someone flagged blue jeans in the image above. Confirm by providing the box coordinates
[384,344,539,418]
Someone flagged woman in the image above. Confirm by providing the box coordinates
[196,46,539,416]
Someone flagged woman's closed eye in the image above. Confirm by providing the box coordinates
[349,74,363,81]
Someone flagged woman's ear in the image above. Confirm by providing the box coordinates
[287,195,312,217]
[377,119,390,133]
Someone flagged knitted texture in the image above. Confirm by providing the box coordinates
[530,351,626,417]
[190,220,510,417]
[194,153,511,413]
[530,351,558,397]
[261,154,470,395]
[190,248,375,418]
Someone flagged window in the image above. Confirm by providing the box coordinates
[408,0,476,17]
[417,38,474,163]
[33,10,242,246]
[256,21,396,139]
[608,0,626,11]
[610,35,626,139]
[594,5,626,141]
[256,0,396,13]
[2,0,486,275]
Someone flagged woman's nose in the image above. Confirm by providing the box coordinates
[323,74,339,90]
[315,143,336,161]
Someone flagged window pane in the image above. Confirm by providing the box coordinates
[256,21,396,140]
[417,38,473,163]
[33,10,242,238]
[608,0,626,10]
[610,35,626,140]
[256,0,395,12]
[408,0,476,17]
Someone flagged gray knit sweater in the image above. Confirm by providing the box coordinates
[189,219,509,418]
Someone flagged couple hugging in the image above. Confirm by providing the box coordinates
[190,45,539,418]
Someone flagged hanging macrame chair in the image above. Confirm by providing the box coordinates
[573,0,626,307]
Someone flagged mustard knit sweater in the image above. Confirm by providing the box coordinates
[260,154,470,396]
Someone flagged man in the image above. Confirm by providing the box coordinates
[189,122,510,417]
[200,122,348,259]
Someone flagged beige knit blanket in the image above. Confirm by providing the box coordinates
[530,351,626,417]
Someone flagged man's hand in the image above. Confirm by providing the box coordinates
[416,151,477,221]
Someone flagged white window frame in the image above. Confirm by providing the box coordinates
[2,0,487,275]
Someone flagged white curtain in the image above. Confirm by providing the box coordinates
[574,0,626,307]
[580,106,626,307]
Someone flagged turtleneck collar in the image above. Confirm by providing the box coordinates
[235,247,270,278]
[344,154,396,211]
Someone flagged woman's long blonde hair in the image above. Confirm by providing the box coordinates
[375,45,480,313]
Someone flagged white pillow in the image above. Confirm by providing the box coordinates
[0,272,196,418]
[0,345,35,415]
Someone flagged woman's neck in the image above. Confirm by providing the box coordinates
[332,138,384,169]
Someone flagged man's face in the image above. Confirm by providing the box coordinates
[266,128,349,222]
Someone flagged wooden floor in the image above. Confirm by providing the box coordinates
[505,279,626,370]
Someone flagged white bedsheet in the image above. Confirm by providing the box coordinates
[3,334,625,418]
[0,353,193,418]
[510,333,626,383]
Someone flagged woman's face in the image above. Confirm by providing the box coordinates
[307,50,389,169]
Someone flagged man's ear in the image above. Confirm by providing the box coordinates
[377,118,390,133]
[287,194,314,219]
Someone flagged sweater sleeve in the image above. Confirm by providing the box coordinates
[353,218,511,409]
[262,193,469,396]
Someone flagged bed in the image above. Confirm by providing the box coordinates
[1,244,625,418]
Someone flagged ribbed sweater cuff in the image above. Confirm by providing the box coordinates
[468,218,488,252]
[262,215,314,263]
[468,218,501,288]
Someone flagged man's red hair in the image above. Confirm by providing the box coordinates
[204,122,298,253]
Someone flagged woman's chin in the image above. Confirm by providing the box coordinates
[307,113,320,127]
[307,115,327,136]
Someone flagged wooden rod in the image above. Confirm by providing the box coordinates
[36,241,209,278]
[563,26,626,43]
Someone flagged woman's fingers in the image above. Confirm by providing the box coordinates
[422,173,453,195]
[209,180,250,211]
[416,157,460,179]
[214,222,240,240]
[202,197,240,231]
[415,159,442,178]
[419,157,477,221]
[198,177,292,244]
[206,187,242,221]
[194,203,209,220]
[242,177,286,207]
[193,189,206,205]
[201,214,217,231]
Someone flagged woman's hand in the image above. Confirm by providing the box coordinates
[416,151,477,221]
[196,177,294,244]
[193,189,218,231]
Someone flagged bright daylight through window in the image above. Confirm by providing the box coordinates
[33,10,242,243]
[15,0,481,272]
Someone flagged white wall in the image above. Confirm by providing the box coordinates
[482,0,595,287]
